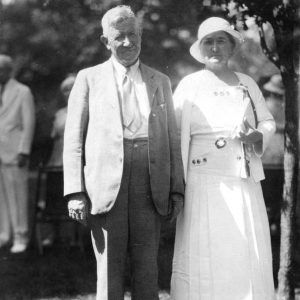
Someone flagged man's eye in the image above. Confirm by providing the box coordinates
[115,35,124,41]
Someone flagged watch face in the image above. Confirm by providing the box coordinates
[215,137,227,149]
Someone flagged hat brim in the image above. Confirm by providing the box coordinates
[190,29,243,64]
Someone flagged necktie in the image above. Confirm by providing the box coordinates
[121,71,142,133]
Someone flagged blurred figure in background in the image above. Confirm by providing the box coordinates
[0,54,35,253]
[41,75,77,247]
[261,74,285,236]
[47,75,76,167]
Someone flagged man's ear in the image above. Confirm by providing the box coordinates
[100,35,110,49]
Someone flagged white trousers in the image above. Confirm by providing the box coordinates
[0,164,29,245]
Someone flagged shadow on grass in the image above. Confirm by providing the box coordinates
[0,217,175,300]
[0,245,97,300]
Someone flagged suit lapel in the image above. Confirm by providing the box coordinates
[140,63,158,109]
[95,59,120,110]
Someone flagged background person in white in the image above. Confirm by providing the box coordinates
[63,6,184,300]
[0,54,35,253]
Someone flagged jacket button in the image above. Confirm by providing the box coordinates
[152,113,156,117]
[237,156,241,160]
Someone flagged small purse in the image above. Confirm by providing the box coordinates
[239,83,258,177]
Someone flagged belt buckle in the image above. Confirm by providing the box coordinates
[215,137,227,149]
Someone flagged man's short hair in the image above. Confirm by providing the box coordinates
[0,54,13,70]
[101,5,142,37]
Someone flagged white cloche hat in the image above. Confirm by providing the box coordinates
[190,17,244,63]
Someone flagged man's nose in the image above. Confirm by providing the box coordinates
[123,36,132,46]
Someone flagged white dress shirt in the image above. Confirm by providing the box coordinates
[112,57,150,139]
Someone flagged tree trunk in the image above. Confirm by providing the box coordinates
[276,11,299,299]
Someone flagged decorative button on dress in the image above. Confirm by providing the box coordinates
[171,70,275,300]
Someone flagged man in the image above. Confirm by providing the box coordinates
[63,5,184,300]
[0,54,35,253]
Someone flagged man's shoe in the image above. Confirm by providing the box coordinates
[10,243,27,254]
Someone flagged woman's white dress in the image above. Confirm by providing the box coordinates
[171,70,275,300]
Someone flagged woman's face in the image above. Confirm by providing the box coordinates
[199,31,235,70]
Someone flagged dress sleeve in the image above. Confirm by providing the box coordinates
[241,74,276,157]
[173,78,189,133]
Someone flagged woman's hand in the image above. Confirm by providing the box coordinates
[234,119,262,145]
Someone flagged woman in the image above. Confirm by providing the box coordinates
[171,17,275,300]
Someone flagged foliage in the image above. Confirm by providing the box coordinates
[0,0,280,86]
[0,0,294,162]
[214,0,298,73]
[0,0,111,86]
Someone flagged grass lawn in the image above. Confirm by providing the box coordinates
[0,245,96,300]
[0,230,300,300]
[0,173,175,300]
[0,217,175,300]
[1,173,299,299]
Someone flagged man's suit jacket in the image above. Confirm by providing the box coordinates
[63,59,184,216]
[0,78,35,165]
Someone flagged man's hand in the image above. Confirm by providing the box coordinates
[17,153,29,168]
[235,118,262,145]
[169,194,184,223]
[68,193,89,226]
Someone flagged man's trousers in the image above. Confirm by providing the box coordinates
[0,164,29,245]
[89,138,161,300]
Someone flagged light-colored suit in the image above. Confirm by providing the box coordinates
[63,59,184,215]
[0,78,35,245]
[63,58,184,299]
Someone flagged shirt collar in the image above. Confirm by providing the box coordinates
[111,56,140,80]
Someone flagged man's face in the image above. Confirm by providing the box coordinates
[0,63,11,84]
[103,17,141,67]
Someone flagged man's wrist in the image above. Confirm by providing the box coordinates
[65,192,86,201]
